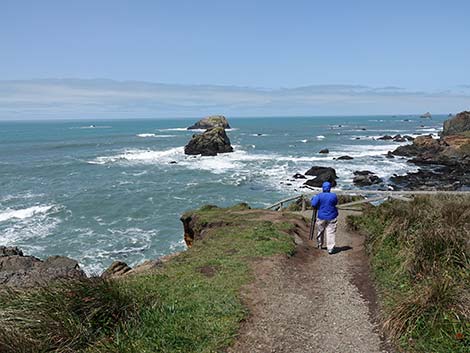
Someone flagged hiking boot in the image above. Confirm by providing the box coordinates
[328,248,335,255]
[317,243,323,250]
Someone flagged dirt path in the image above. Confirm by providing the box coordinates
[228,210,392,353]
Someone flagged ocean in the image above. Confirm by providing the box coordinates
[0,115,446,273]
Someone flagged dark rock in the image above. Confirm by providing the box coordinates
[184,127,233,156]
[353,170,374,176]
[0,246,23,257]
[442,111,470,136]
[353,171,383,186]
[378,135,394,140]
[386,151,395,159]
[319,149,329,154]
[187,115,231,130]
[355,137,360,140]
[169,161,177,164]
[292,173,306,179]
[102,261,132,278]
[336,155,354,160]
[0,249,85,287]
[304,166,337,187]
[390,166,469,191]
[420,112,432,118]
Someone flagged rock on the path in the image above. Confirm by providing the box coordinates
[0,247,85,287]
[304,166,337,187]
[184,127,234,156]
[353,171,383,186]
[187,115,231,130]
[442,111,470,136]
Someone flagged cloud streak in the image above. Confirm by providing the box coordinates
[0,79,469,120]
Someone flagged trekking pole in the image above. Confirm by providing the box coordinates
[309,208,317,241]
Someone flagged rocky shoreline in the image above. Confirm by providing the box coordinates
[294,111,470,191]
[3,112,470,287]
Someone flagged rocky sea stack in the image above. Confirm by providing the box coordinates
[187,115,231,130]
[184,127,234,156]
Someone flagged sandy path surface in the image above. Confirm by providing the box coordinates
[228,211,392,353]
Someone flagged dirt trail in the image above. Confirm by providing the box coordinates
[228,210,392,353]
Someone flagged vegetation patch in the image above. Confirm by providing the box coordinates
[0,204,299,353]
[348,196,470,353]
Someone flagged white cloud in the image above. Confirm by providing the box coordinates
[0,79,469,120]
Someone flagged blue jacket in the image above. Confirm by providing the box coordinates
[311,182,338,221]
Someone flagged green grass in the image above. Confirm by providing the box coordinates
[0,204,298,353]
[348,196,470,353]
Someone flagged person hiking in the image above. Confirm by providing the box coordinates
[311,181,338,254]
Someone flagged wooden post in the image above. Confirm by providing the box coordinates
[301,196,306,212]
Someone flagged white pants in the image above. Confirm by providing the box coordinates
[316,218,337,251]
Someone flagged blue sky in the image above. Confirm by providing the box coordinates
[1,0,469,119]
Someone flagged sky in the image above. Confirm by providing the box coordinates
[1,0,469,119]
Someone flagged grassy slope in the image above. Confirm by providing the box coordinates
[348,196,470,353]
[0,204,299,353]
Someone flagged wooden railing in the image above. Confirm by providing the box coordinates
[265,189,470,211]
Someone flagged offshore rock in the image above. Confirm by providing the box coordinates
[0,248,85,287]
[336,155,354,160]
[184,127,234,156]
[353,171,383,186]
[187,115,231,130]
[304,166,337,188]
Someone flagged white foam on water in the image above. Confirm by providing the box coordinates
[158,127,238,132]
[0,192,45,203]
[300,139,308,143]
[0,205,55,222]
[136,133,176,138]
[0,204,62,246]
[316,135,325,139]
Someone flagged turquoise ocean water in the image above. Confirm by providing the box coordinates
[0,116,445,273]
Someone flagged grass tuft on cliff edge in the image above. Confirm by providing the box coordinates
[348,196,470,353]
[0,204,301,353]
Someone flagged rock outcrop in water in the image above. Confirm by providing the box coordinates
[303,166,337,188]
[0,246,85,287]
[184,127,234,156]
[353,171,383,186]
[390,111,470,190]
[187,115,231,130]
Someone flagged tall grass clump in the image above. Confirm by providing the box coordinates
[0,277,136,353]
[349,195,470,352]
